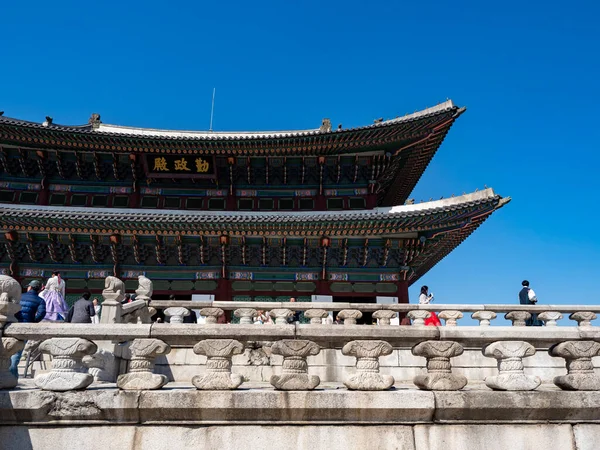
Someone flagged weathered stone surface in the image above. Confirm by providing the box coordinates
[472,311,497,326]
[337,309,362,325]
[538,311,563,326]
[0,424,416,450]
[304,309,329,324]
[164,307,190,324]
[438,310,463,326]
[412,341,467,391]
[134,275,153,302]
[269,308,293,324]
[0,337,24,389]
[234,308,257,324]
[101,276,126,324]
[83,348,118,382]
[570,312,597,327]
[192,339,244,390]
[137,389,435,423]
[483,341,541,391]
[0,275,21,326]
[407,310,431,326]
[35,338,97,391]
[573,424,600,450]
[432,391,600,422]
[505,311,532,326]
[270,340,321,390]
[342,340,394,390]
[550,341,600,390]
[134,425,416,450]
[373,310,397,325]
[413,424,574,450]
[200,307,224,324]
[117,339,170,390]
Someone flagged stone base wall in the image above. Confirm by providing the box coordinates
[1,424,598,450]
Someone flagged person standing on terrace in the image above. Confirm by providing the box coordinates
[39,271,68,321]
[519,280,542,326]
[419,286,441,326]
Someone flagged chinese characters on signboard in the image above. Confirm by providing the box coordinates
[144,155,216,178]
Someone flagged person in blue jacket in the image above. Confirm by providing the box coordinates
[9,280,46,378]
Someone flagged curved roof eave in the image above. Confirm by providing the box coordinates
[0,100,457,142]
[0,188,508,227]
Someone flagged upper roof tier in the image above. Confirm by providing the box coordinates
[0,100,463,157]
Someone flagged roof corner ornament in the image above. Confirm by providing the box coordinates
[88,113,102,128]
[43,116,53,127]
[319,118,332,132]
[373,117,383,124]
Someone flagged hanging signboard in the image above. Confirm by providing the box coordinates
[142,155,217,179]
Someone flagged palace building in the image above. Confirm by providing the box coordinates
[0,100,509,304]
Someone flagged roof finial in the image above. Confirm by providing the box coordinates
[320,118,332,132]
[337,124,342,130]
[42,116,53,127]
[373,118,383,124]
[0,111,4,116]
[88,113,102,128]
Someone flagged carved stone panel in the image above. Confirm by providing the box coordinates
[482,341,541,391]
[192,339,245,390]
[412,341,467,390]
[342,340,394,390]
[117,338,171,390]
[550,341,600,390]
[35,338,98,391]
[270,340,321,390]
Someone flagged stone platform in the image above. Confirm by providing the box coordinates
[1,381,600,450]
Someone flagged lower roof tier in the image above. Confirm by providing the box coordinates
[0,189,508,285]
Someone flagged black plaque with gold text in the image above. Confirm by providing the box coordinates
[142,154,216,179]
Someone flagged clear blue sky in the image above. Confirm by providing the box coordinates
[1,1,599,311]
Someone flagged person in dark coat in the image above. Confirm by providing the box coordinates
[10,280,46,378]
[519,280,542,326]
[65,291,96,323]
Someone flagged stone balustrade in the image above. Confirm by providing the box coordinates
[147,300,600,328]
[2,321,600,394]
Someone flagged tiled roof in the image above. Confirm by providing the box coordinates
[0,189,508,235]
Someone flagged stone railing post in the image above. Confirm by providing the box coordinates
[373,310,396,325]
[192,339,245,390]
[100,276,125,324]
[0,338,25,389]
[200,307,224,324]
[438,310,463,326]
[164,307,190,324]
[483,341,541,391]
[270,340,321,390]
[538,311,563,326]
[505,311,531,326]
[0,275,21,328]
[269,309,293,325]
[117,339,171,390]
[472,311,497,326]
[407,310,430,326]
[234,308,257,324]
[412,341,467,390]
[550,341,600,390]
[35,338,98,391]
[337,309,362,325]
[304,309,329,324]
[570,312,597,327]
[342,340,394,390]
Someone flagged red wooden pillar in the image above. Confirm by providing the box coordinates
[397,280,409,303]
